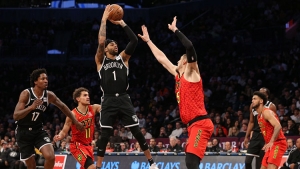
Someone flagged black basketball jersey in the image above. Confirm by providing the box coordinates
[252,101,271,132]
[16,88,48,127]
[99,55,129,94]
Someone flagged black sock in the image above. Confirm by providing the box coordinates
[148,158,154,165]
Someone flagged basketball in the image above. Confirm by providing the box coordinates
[108,4,124,21]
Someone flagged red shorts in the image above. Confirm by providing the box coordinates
[70,142,94,169]
[185,118,214,159]
[262,139,287,167]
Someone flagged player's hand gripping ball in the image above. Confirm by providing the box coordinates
[108,4,124,21]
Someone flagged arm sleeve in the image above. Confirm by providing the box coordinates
[174,29,197,63]
[123,26,138,55]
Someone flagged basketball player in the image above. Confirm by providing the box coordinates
[13,68,84,169]
[54,87,101,169]
[138,16,214,169]
[244,87,276,169]
[95,5,158,169]
[252,91,287,169]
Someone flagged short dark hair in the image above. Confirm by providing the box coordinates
[105,39,117,47]
[30,68,47,87]
[260,87,270,97]
[72,87,89,104]
[253,91,267,105]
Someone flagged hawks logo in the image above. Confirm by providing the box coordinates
[132,115,138,122]
[77,154,82,161]
[44,137,50,142]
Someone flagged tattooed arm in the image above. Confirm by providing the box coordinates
[95,5,112,71]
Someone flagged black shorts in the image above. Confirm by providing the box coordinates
[246,131,265,156]
[100,93,138,128]
[16,126,51,160]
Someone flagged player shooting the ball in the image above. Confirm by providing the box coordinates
[95,4,159,169]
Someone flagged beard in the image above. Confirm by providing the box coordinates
[252,103,259,110]
[108,49,118,56]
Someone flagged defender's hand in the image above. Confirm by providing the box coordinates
[138,25,150,42]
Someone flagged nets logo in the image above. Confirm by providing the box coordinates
[131,161,180,169]
[53,155,67,169]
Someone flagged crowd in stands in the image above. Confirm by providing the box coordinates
[0,0,300,160]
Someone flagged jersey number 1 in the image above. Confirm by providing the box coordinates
[32,112,40,121]
[112,71,116,81]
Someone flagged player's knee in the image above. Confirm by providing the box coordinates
[185,153,200,169]
[84,156,94,169]
[130,126,148,151]
[97,128,111,157]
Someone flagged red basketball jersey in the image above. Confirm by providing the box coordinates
[71,105,95,145]
[175,74,207,124]
[257,107,286,143]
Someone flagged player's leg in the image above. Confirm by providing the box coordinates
[97,96,117,168]
[15,128,37,169]
[245,155,254,169]
[256,150,265,169]
[185,119,213,169]
[185,152,200,169]
[85,156,96,169]
[96,128,112,168]
[35,129,55,169]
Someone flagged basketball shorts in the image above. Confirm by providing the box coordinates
[262,139,287,167]
[16,126,51,160]
[246,131,265,156]
[185,118,214,159]
[70,142,94,169]
[100,94,139,128]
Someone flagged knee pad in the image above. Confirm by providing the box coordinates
[185,153,200,169]
[84,156,94,169]
[97,128,111,157]
[130,126,148,151]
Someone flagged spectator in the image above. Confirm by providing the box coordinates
[290,108,300,124]
[149,138,159,152]
[157,127,168,138]
[205,140,214,152]
[223,141,232,152]
[141,127,152,139]
[178,127,188,138]
[170,122,183,137]
[0,141,11,169]
[286,138,295,153]
[212,138,221,152]
[119,142,128,152]
[228,126,240,137]
[105,142,114,153]
[167,136,182,153]
[157,141,165,152]
[281,138,300,169]
[110,129,123,144]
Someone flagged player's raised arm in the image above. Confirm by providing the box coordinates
[138,25,177,76]
[95,5,112,71]
[168,16,200,80]
[110,20,138,64]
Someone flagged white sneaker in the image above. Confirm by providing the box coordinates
[149,163,159,169]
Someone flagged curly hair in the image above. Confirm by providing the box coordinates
[30,68,47,87]
[73,87,89,104]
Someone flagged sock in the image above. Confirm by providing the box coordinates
[148,158,154,165]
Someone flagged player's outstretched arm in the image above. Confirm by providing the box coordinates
[93,104,101,114]
[168,16,200,78]
[47,91,84,131]
[95,5,112,71]
[110,20,138,63]
[53,117,73,142]
[13,90,42,120]
[138,25,177,76]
